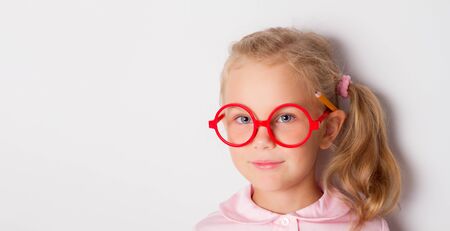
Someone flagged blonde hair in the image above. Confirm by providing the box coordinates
[218,27,401,231]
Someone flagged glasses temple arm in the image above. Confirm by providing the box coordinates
[209,114,225,129]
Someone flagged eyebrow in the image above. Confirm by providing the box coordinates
[226,101,310,116]
[225,107,247,114]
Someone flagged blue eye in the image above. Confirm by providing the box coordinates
[276,114,296,123]
[235,115,252,124]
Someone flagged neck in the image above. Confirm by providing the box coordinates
[251,173,323,214]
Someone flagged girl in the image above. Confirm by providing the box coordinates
[195,27,401,231]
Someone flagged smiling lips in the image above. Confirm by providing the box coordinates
[251,160,285,170]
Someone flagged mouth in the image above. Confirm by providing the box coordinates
[250,160,285,170]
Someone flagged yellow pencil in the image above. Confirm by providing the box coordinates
[315,91,338,112]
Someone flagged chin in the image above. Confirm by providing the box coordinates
[249,177,288,192]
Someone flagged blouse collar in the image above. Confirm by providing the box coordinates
[219,183,352,224]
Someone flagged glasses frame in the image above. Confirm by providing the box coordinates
[208,101,334,148]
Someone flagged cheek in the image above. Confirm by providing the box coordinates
[284,147,319,175]
[229,148,250,172]
[287,152,317,172]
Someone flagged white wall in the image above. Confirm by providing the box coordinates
[0,0,449,230]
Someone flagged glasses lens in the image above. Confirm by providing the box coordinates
[270,106,310,146]
[216,105,254,145]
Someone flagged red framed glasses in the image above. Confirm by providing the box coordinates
[208,91,338,148]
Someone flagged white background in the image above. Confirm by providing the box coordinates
[0,0,449,230]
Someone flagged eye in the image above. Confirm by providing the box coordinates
[234,115,252,124]
[276,114,296,123]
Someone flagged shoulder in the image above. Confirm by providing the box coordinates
[194,185,255,231]
[194,211,234,231]
[359,217,390,231]
[325,190,390,231]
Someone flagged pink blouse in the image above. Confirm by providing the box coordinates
[195,184,389,231]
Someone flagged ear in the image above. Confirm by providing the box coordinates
[319,109,346,150]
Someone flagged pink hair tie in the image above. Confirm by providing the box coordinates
[337,74,352,98]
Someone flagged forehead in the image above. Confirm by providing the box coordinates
[223,59,316,118]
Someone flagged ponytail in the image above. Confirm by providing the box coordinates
[322,82,402,231]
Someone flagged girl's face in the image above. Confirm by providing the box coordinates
[222,58,326,192]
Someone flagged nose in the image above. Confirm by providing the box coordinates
[252,124,276,150]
